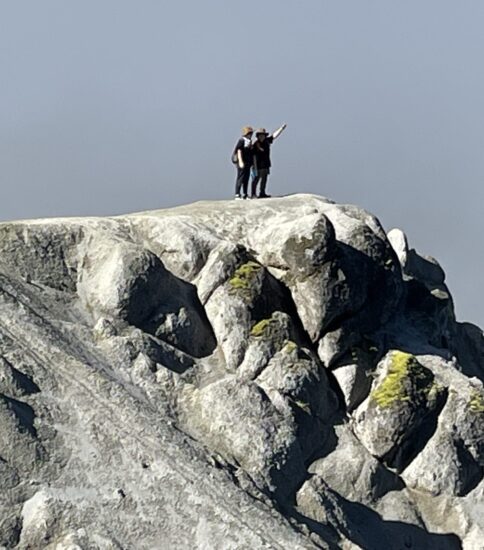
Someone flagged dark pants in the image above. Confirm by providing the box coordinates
[251,168,270,197]
[235,166,251,196]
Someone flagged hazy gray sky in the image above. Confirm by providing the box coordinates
[1,1,483,327]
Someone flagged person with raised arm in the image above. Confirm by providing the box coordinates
[251,123,287,198]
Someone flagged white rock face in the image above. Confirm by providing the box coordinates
[0,194,482,549]
[387,227,409,268]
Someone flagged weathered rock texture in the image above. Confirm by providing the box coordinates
[0,194,482,549]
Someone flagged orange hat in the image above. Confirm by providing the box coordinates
[242,126,254,136]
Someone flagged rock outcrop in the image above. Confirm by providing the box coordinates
[0,194,482,549]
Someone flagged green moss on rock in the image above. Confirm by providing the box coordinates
[250,318,272,337]
[229,261,261,293]
[371,351,434,409]
[469,391,484,413]
[283,340,298,354]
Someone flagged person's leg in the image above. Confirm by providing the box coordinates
[235,167,244,197]
[251,173,260,197]
[241,169,250,197]
[259,170,269,197]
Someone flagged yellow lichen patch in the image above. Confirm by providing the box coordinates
[229,277,249,290]
[250,318,272,337]
[283,340,298,354]
[469,391,484,413]
[370,351,428,409]
[229,261,261,291]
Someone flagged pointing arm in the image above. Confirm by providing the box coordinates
[272,123,287,140]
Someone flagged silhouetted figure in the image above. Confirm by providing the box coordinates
[251,124,287,198]
[233,126,254,199]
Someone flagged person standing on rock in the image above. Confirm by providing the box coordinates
[233,126,254,200]
[251,124,287,198]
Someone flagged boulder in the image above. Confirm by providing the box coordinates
[203,257,293,370]
[246,211,336,276]
[352,350,446,471]
[331,345,377,411]
[77,236,167,326]
[78,235,216,357]
[387,228,409,269]
[405,249,446,286]
[402,385,483,496]
[178,376,305,502]
[308,425,403,504]
[237,311,302,381]
[255,341,338,459]
[129,216,220,282]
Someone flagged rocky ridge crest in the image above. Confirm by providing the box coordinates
[0,194,482,549]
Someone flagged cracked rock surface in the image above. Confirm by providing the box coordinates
[0,194,482,549]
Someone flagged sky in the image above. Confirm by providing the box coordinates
[0,1,483,327]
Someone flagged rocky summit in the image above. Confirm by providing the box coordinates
[0,194,482,549]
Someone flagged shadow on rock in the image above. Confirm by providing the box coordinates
[294,477,462,550]
[451,322,484,381]
[77,237,217,359]
[344,501,462,550]
[140,272,217,359]
[342,497,462,550]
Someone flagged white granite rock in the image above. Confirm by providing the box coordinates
[0,194,481,548]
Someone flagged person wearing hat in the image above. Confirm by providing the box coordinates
[233,126,254,199]
[251,123,287,198]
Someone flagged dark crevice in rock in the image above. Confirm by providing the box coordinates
[454,439,483,496]
[273,279,316,350]
[451,322,484,382]
[306,423,341,470]
[383,335,452,363]
[0,513,22,548]
[0,357,41,395]
[401,278,456,350]
[323,368,348,415]
[2,395,38,437]
[283,507,342,549]
[320,306,366,343]
[140,274,217,359]
[382,387,449,473]
[290,403,339,469]
[320,241,403,341]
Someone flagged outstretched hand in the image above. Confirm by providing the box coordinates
[273,123,287,139]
